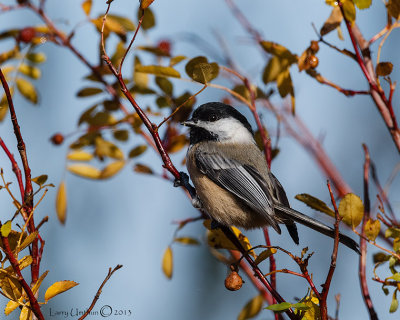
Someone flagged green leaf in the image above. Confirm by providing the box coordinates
[292,302,310,311]
[390,290,399,313]
[354,0,372,9]
[254,248,277,265]
[18,64,41,79]
[32,174,48,186]
[387,0,400,19]
[16,77,38,104]
[185,56,219,84]
[343,0,356,22]
[139,7,155,30]
[376,62,393,77]
[385,227,400,239]
[388,273,400,281]
[1,221,12,237]
[238,295,264,320]
[295,193,335,217]
[265,302,292,312]
[338,193,364,228]
[76,87,103,97]
[135,65,180,78]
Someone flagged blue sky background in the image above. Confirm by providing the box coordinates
[1,0,400,319]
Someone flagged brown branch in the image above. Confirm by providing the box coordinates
[78,265,123,320]
[359,145,378,320]
[1,235,44,320]
[320,181,341,320]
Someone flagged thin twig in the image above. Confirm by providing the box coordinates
[320,181,341,320]
[359,145,378,320]
[78,265,123,320]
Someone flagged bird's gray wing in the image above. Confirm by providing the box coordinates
[195,150,281,232]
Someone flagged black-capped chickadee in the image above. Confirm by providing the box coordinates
[182,102,359,253]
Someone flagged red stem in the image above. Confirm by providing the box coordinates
[1,235,44,320]
[359,145,378,320]
[0,68,39,283]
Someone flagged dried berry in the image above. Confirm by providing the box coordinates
[225,271,243,291]
[310,40,319,53]
[308,55,319,69]
[50,133,64,145]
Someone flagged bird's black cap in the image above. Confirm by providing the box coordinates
[190,102,253,134]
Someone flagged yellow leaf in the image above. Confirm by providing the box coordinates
[44,280,79,302]
[174,237,200,245]
[238,294,264,320]
[18,231,38,252]
[4,300,19,315]
[170,55,186,67]
[67,164,101,179]
[135,65,181,78]
[56,182,67,224]
[204,220,255,258]
[16,78,38,104]
[364,219,381,242]
[32,270,49,295]
[162,246,173,279]
[18,64,41,79]
[19,306,32,320]
[100,161,125,179]
[67,150,93,161]
[1,220,12,237]
[338,193,364,228]
[343,0,356,22]
[82,0,92,16]
[254,248,277,265]
[95,137,124,160]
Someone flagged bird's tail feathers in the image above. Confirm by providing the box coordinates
[275,204,360,254]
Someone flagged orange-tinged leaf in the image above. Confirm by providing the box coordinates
[141,0,155,9]
[162,246,173,279]
[4,300,19,315]
[44,280,79,302]
[56,181,67,224]
[134,163,153,174]
[338,193,364,228]
[67,164,101,179]
[82,0,92,16]
[67,150,93,161]
[238,294,264,320]
[100,160,125,179]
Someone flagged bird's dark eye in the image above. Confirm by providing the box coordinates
[209,114,218,122]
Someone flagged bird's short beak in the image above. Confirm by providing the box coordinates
[181,119,197,127]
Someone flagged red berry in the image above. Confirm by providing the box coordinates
[50,133,64,145]
[18,27,36,43]
[158,40,171,55]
